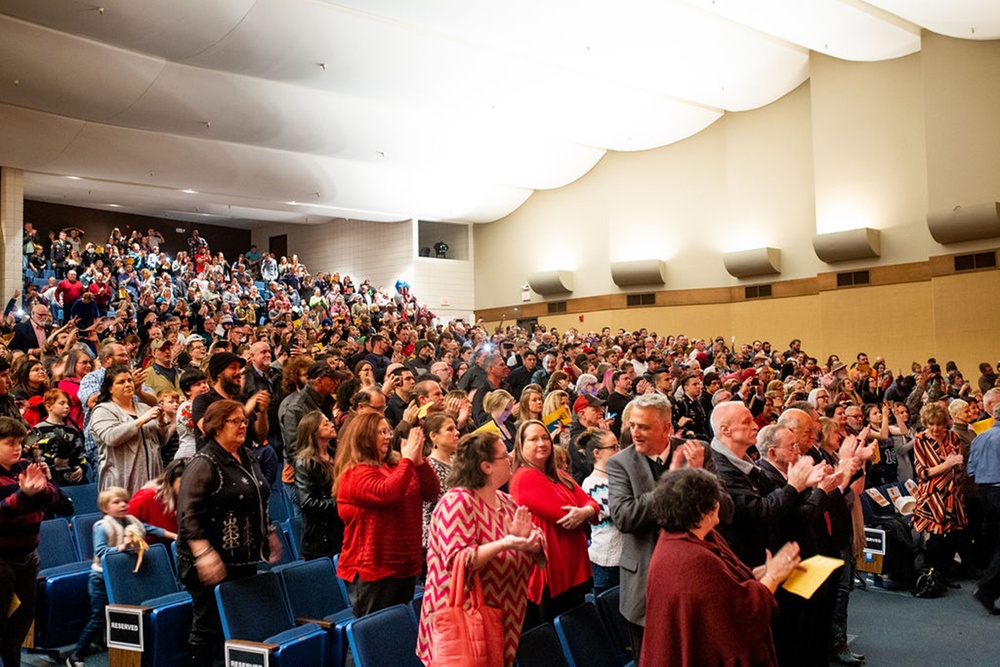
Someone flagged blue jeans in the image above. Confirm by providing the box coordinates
[75,570,107,656]
[592,563,620,596]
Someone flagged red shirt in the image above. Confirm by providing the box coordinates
[336,458,440,582]
[55,279,85,308]
[510,466,599,600]
[127,485,177,544]
[88,281,112,306]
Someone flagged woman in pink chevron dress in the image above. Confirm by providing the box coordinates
[417,431,546,666]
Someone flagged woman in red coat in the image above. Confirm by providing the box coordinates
[510,420,599,626]
[333,412,439,618]
[642,468,801,667]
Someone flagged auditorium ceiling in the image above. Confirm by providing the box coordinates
[0,0,997,228]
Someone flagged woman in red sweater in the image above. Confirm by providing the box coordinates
[333,412,439,617]
[510,420,599,626]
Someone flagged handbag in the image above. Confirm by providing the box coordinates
[911,567,945,598]
[429,554,505,667]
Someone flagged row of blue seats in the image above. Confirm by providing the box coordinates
[40,507,633,667]
[342,586,635,667]
[34,510,300,660]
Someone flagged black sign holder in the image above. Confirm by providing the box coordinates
[106,604,148,667]
[225,639,277,667]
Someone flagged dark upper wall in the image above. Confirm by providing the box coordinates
[24,200,253,259]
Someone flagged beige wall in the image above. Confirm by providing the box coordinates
[486,268,999,384]
[476,35,1000,302]
[476,34,1000,376]
[923,33,1000,217]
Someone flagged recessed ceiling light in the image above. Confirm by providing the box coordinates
[286,201,299,206]
[66,176,81,180]
[182,189,197,194]
[107,204,121,208]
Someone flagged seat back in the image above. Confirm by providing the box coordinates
[282,515,302,560]
[274,559,349,620]
[516,622,571,667]
[346,603,421,667]
[332,553,351,606]
[216,572,295,642]
[268,488,291,523]
[72,512,103,560]
[259,523,295,570]
[103,543,180,605]
[38,518,79,569]
[554,602,625,667]
[63,483,99,515]
[595,586,633,660]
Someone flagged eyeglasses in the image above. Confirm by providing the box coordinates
[491,451,513,461]
[225,418,248,427]
[596,444,621,451]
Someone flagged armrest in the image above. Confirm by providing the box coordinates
[106,603,152,615]
[296,617,333,630]
[226,639,279,652]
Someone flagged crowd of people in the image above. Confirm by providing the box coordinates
[0,221,999,666]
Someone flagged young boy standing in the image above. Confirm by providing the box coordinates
[0,416,63,667]
[66,487,174,666]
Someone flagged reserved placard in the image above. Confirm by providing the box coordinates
[225,641,271,667]
[106,606,144,651]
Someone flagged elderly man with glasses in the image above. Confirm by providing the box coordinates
[9,305,52,357]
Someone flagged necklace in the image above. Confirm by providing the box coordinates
[593,467,608,475]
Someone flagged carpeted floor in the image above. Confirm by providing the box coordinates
[848,578,1000,667]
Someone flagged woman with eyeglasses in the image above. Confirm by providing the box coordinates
[579,429,623,595]
[333,412,439,617]
[176,399,280,666]
[417,431,545,667]
[511,419,599,626]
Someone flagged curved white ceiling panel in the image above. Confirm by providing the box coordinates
[317,0,810,112]
[0,103,85,168]
[860,0,1000,40]
[680,0,920,61]
[0,0,256,61]
[19,112,531,223]
[0,15,164,121]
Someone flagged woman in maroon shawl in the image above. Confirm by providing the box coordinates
[641,469,801,667]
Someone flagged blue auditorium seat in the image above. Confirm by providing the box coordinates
[274,558,353,666]
[345,603,421,667]
[216,571,326,667]
[554,602,634,667]
[34,518,91,650]
[103,543,192,667]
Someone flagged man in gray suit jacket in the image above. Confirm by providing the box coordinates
[608,393,714,661]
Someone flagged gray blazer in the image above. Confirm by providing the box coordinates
[607,445,660,626]
[607,438,719,626]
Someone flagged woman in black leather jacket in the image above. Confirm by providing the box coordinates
[294,410,344,559]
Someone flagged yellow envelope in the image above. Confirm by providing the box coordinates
[473,420,501,436]
[7,593,18,617]
[543,406,572,428]
[781,555,844,599]
[417,402,434,419]
[972,417,994,435]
